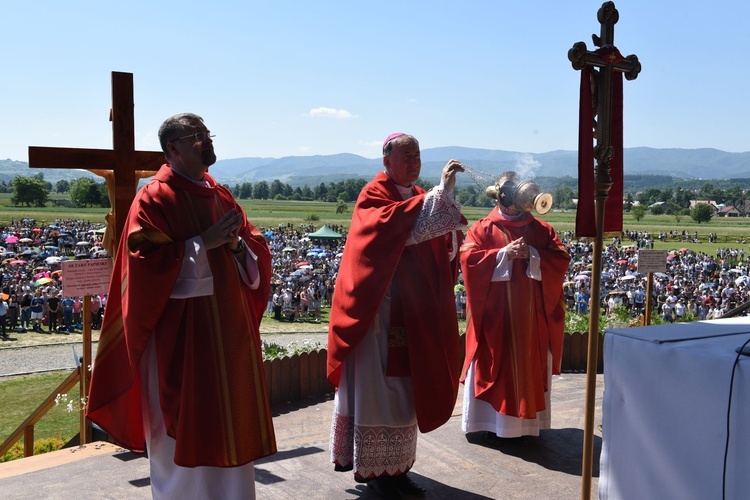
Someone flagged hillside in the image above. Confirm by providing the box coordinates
[3,146,750,188]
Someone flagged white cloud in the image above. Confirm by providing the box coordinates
[308,107,355,119]
[358,140,381,148]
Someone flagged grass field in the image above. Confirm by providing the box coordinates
[0,372,80,460]
[4,192,750,258]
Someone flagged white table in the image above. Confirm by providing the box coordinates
[600,318,750,500]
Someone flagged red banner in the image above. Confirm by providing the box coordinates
[575,59,624,238]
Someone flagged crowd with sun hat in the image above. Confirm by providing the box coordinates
[0,218,108,337]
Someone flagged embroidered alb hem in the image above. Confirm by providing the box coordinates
[330,412,418,479]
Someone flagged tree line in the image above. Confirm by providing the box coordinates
[5,174,109,208]
[5,173,749,223]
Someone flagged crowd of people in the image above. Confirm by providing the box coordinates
[263,223,346,323]
[0,219,108,338]
[3,219,750,340]
[562,231,750,323]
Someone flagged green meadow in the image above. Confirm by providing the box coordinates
[3,192,750,256]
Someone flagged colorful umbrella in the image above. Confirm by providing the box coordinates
[34,277,54,287]
[4,236,18,244]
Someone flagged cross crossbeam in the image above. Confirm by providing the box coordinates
[28,72,164,251]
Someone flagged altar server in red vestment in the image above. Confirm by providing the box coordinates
[87,113,276,499]
[460,171,570,440]
[328,133,466,498]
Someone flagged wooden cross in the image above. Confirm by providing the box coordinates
[28,71,164,250]
[567,3,641,499]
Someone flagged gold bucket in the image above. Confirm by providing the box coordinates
[513,181,553,215]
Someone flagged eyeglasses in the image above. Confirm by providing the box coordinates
[174,131,215,143]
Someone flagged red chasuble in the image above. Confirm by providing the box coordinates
[87,165,276,467]
[327,171,463,433]
[460,210,570,419]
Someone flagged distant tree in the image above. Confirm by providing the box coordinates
[314,183,328,201]
[672,187,692,209]
[325,182,339,202]
[31,172,53,192]
[691,203,714,224]
[283,183,293,197]
[270,179,285,199]
[254,181,270,200]
[11,176,49,207]
[554,184,576,210]
[336,199,348,214]
[698,183,722,201]
[301,186,314,200]
[238,182,253,199]
[98,181,111,208]
[624,193,634,211]
[631,205,646,222]
[650,204,664,216]
[456,185,478,206]
[55,179,70,193]
[69,178,102,207]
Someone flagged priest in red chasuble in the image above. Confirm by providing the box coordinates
[460,171,570,440]
[328,133,466,498]
[87,113,276,499]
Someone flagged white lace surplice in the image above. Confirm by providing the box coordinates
[330,181,464,478]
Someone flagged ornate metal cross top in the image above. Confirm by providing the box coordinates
[568,1,641,176]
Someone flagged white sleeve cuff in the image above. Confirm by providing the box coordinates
[171,237,214,298]
[526,246,542,281]
[491,249,512,282]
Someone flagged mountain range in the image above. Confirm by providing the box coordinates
[3,147,750,188]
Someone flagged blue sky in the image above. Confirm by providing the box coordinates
[2,1,749,163]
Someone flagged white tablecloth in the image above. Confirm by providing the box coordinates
[599,317,750,500]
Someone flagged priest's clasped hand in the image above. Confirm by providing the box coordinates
[505,237,529,260]
[201,209,243,250]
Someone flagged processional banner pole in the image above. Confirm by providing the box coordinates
[568,3,641,498]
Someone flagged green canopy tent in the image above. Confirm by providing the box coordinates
[308,225,343,240]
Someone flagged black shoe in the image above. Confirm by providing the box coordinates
[334,463,353,473]
[393,473,426,496]
[367,476,403,499]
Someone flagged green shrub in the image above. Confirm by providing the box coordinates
[565,309,610,334]
[262,341,289,360]
[261,339,323,360]
[0,435,69,463]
